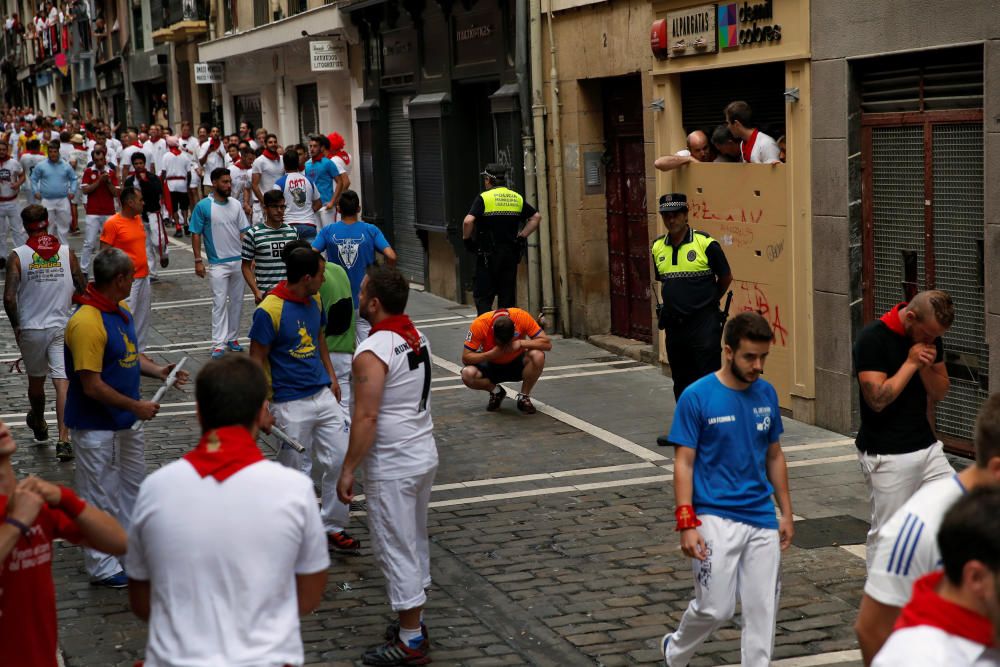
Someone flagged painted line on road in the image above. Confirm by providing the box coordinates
[722,649,861,667]
[418,319,473,329]
[781,438,855,453]
[151,294,255,311]
[840,544,866,561]
[432,365,651,392]
[786,454,857,468]
[167,237,193,253]
[413,315,467,324]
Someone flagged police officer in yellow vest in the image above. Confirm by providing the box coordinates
[463,163,542,315]
[652,193,733,402]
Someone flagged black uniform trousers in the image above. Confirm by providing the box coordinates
[663,306,722,401]
[473,245,520,315]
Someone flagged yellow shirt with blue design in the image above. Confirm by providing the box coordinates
[249,292,331,402]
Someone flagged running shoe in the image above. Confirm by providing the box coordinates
[227,340,244,352]
[26,410,49,442]
[486,386,506,412]
[211,348,225,359]
[56,440,74,462]
[173,227,183,238]
[384,619,430,645]
[328,530,361,554]
[184,225,190,236]
[516,394,536,414]
[661,632,672,666]
[361,637,430,666]
[160,255,169,268]
[91,571,128,589]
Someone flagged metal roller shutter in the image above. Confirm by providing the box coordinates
[412,118,444,230]
[679,63,786,137]
[297,83,318,146]
[388,94,423,283]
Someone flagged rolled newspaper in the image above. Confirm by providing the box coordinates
[269,424,306,453]
[130,356,188,431]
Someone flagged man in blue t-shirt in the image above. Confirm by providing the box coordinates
[312,190,396,343]
[304,136,341,228]
[661,312,793,667]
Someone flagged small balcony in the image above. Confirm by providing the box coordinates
[151,0,209,43]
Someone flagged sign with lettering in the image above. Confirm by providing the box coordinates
[382,28,417,78]
[718,0,782,49]
[310,40,347,72]
[194,62,224,84]
[666,4,718,58]
[454,10,500,67]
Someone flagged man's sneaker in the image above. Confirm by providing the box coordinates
[328,530,361,554]
[160,255,169,268]
[516,394,536,414]
[361,637,430,666]
[211,348,225,359]
[0,257,6,271]
[91,571,128,589]
[183,225,191,236]
[227,340,244,352]
[173,227,183,238]
[56,440,74,462]
[486,386,507,412]
[384,619,430,645]
[26,410,49,442]
[661,632,672,667]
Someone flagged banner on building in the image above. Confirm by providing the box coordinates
[310,40,347,72]
[194,62,224,84]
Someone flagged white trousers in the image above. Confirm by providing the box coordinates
[329,351,353,412]
[208,261,244,349]
[81,213,109,273]
[0,201,24,256]
[317,206,336,229]
[143,212,168,278]
[857,441,954,569]
[126,276,151,352]
[72,426,145,579]
[272,388,350,533]
[41,197,71,243]
[666,515,781,667]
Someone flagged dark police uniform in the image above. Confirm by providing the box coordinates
[466,181,537,315]
[652,193,731,401]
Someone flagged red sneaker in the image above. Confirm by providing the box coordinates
[328,530,361,554]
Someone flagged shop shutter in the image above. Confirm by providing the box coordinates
[357,120,377,220]
[679,62,786,138]
[388,94,423,283]
[297,83,318,146]
[858,45,983,113]
[412,117,445,230]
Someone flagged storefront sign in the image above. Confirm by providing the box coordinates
[718,0,782,49]
[454,10,500,67]
[666,4,718,57]
[382,28,417,78]
[194,62,224,84]
[310,40,347,72]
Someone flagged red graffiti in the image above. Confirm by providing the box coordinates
[736,281,789,346]
[690,200,764,224]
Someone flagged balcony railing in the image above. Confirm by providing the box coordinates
[152,0,209,33]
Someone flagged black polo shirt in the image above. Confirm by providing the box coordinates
[853,320,944,455]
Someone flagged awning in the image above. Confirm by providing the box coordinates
[199,4,356,63]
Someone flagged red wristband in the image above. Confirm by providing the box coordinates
[674,505,702,531]
[57,486,86,518]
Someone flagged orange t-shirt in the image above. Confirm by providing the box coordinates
[465,308,543,365]
[99,213,149,279]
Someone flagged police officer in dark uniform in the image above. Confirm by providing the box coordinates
[463,163,542,315]
[652,193,733,402]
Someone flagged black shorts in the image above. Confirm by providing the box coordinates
[171,191,190,211]
[476,355,525,384]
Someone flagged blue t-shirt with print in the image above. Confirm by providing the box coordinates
[668,373,784,529]
[249,293,331,402]
[312,221,390,307]
[304,157,341,203]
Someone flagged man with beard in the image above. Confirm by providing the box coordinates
[251,133,285,225]
[661,312,793,667]
[124,152,168,278]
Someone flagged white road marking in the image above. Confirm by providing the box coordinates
[418,319,473,329]
[413,315,467,324]
[167,237,193,252]
[781,439,855,453]
[431,365,651,392]
[150,294,254,311]
[786,454,857,468]
[840,544,867,560]
[722,650,861,667]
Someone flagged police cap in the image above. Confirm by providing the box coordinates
[481,163,509,181]
[658,193,688,213]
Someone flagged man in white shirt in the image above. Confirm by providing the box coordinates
[856,393,1000,665]
[127,355,330,667]
[119,129,142,182]
[723,101,781,164]
[141,124,167,175]
[0,140,25,264]
[273,152,320,241]
[178,120,199,157]
[873,486,1000,667]
[338,265,438,665]
[251,133,285,225]
[159,136,192,237]
[197,126,228,185]
[229,144,255,219]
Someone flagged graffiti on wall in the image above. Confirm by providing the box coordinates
[689,199,765,225]
[735,280,789,347]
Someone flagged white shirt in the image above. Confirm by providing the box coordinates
[873,626,1000,667]
[142,138,167,173]
[198,140,228,174]
[125,457,330,667]
[273,172,319,224]
[331,153,351,176]
[160,151,192,192]
[354,329,438,481]
[0,158,23,199]
[179,135,199,158]
[865,476,966,607]
[741,130,781,164]
[87,144,118,169]
[229,163,251,205]
[251,154,285,203]
[190,196,249,263]
[19,153,46,193]
[120,145,142,179]
[58,142,73,162]
[106,137,123,155]
[14,244,73,330]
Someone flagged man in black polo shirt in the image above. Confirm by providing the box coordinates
[854,290,954,568]
[651,193,732,403]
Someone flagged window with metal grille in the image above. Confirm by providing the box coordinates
[132,5,144,50]
[289,0,308,16]
[233,94,262,136]
[253,0,269,27]
[296,83,318,146]
[857,44,983,114]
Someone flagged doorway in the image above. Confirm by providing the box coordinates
[604,75,651,342]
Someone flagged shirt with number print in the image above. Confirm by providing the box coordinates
[354,328,438,481]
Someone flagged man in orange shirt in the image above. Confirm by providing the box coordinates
[100,187,151,351]
[460,308,551,414]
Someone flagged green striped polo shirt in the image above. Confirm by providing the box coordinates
[240,222,299,292]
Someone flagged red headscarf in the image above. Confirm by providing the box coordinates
[327,132,350,166]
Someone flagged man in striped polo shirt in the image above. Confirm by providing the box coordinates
[242,190,298,304]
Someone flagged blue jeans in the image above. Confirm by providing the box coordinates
[291,223,317,241]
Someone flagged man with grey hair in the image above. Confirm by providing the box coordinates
[64,247,188,587]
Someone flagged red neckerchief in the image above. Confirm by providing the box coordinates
[880,302,907,336]
[131,141,142,148]
[25,232,60,260]
[168,146,181,156]
[269,280,312,305]
[741,129,759,163]
[262,148,279,161]
[370,314,421,353]
[183,425,264,482]
[208,137,221,151]
[895,571,995,647]
[133,167,148,181]
[72,283,130,321]
[233,159,244,169]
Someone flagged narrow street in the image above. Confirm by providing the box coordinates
[0,233,897,666]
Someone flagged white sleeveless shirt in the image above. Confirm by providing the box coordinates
[14,243,74,330]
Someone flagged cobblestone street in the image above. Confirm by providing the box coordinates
[0,232,917,667]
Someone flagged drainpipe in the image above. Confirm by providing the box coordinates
[546,6,570,336]
[530,0,555,329]
[515,0,539,316]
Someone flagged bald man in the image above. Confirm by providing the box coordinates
[653,131,717,172]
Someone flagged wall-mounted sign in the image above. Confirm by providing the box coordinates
[310,40,347,72]
[718,0,781,49]
[666,4,718,57]
[454,10,500,67]
[382,27,417,78]
[194,62,224,84]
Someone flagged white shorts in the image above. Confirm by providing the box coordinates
[18,327,67,379]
